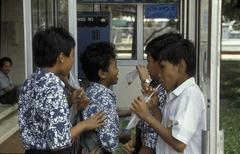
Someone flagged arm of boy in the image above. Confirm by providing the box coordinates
[130,96,186,153]
[98,103,119,152]
[70,112,105,140]
[136,65,150,91]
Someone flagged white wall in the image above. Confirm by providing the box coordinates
[113,65,142,108]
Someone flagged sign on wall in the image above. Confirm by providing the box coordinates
[144,4,177,19]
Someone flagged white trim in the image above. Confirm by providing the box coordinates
[136,4,144,60]
[94,4,100,11]
[117,59,147,66]
[187,0,196,42]
[180,0,187,38]
[68,0,78,78]
[23,0,33,78]
[209,0,222,153]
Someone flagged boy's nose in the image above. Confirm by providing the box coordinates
[158,73,163,82]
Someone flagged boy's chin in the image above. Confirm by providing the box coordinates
[112,78,118,85]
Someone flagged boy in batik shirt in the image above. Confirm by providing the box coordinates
[80,42,119,153]
[18,27,104,154]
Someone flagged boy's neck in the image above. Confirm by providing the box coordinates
[173,74,190,91]
[99,80,111,88]
[41,66,59,74]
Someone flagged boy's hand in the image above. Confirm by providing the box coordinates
[130,96,151,121]
[70,88,89,110]
[136,65,150,89]
[148,92,158,111]
[122,139,135,154]
[83,112,105,131]
[141,85,153,96]
[136,65,149,81]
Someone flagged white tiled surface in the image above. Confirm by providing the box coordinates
[0,104,18,121]
[0,104,19,144]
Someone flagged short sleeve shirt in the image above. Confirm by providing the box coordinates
[0,71,12,96]
[18,68,72,150]
[83,82,119,152]
[156,77,206,154]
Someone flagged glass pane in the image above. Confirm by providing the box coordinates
[39,0,47,29]
[143,1,180,58]
[31,0,39,35]
[77,4,93,12]
[57,0,69,29]
[101,5,137,60]
[220,1,240,153]
[46,0,54,27]
[31,0,69,70]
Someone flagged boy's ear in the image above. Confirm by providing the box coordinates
[58,52,65,63]
[178,59,187,73]
[98,69,107,79]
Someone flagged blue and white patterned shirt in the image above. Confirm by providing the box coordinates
[83,82,119,152]
[18,68,72,150]
[137,84,167,149]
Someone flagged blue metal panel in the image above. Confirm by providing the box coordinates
[78,0,159,3]
[144,4,177,19]
[77,12,110,78]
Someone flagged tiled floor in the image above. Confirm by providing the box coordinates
[0,131,24,153]
[0,103,17,120]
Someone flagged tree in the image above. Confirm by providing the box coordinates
[222,0,240,22]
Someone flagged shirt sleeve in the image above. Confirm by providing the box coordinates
[171,90,204,144]
[45,85,72,150]
[97,95,119,152]
[0,75,10,90]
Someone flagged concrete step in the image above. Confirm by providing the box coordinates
[0,103,18,121]
[0,111,19,144]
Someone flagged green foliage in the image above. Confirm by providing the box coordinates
[220,61,240,100]
[222,0,240,21]
[220,108,240,154]
[220,60,240,154]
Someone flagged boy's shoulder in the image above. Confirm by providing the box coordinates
[86,82,116,101]
[23,69,63,89]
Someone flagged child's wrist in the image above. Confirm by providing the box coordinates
[144,114,154,123]
[79,120,88,131]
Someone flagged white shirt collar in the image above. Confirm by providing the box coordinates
[167,77,196,101]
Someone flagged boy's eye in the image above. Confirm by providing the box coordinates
[159,64,164,69]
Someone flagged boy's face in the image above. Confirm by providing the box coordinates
[158,60,181,92]
[147,54,161,81]
[104,58,119,86]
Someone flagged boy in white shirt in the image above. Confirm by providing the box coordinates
[131,39,206,154]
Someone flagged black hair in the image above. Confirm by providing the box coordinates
[80,42,116,82]
[32,27,75,67]
[160,39,196,77]
[145,33,183,61]
[0,57,12,67]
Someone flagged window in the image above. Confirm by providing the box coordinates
[143,2,180,58]
[31,0,69,35]
[31,0,69,70]
[101,4,137,60]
